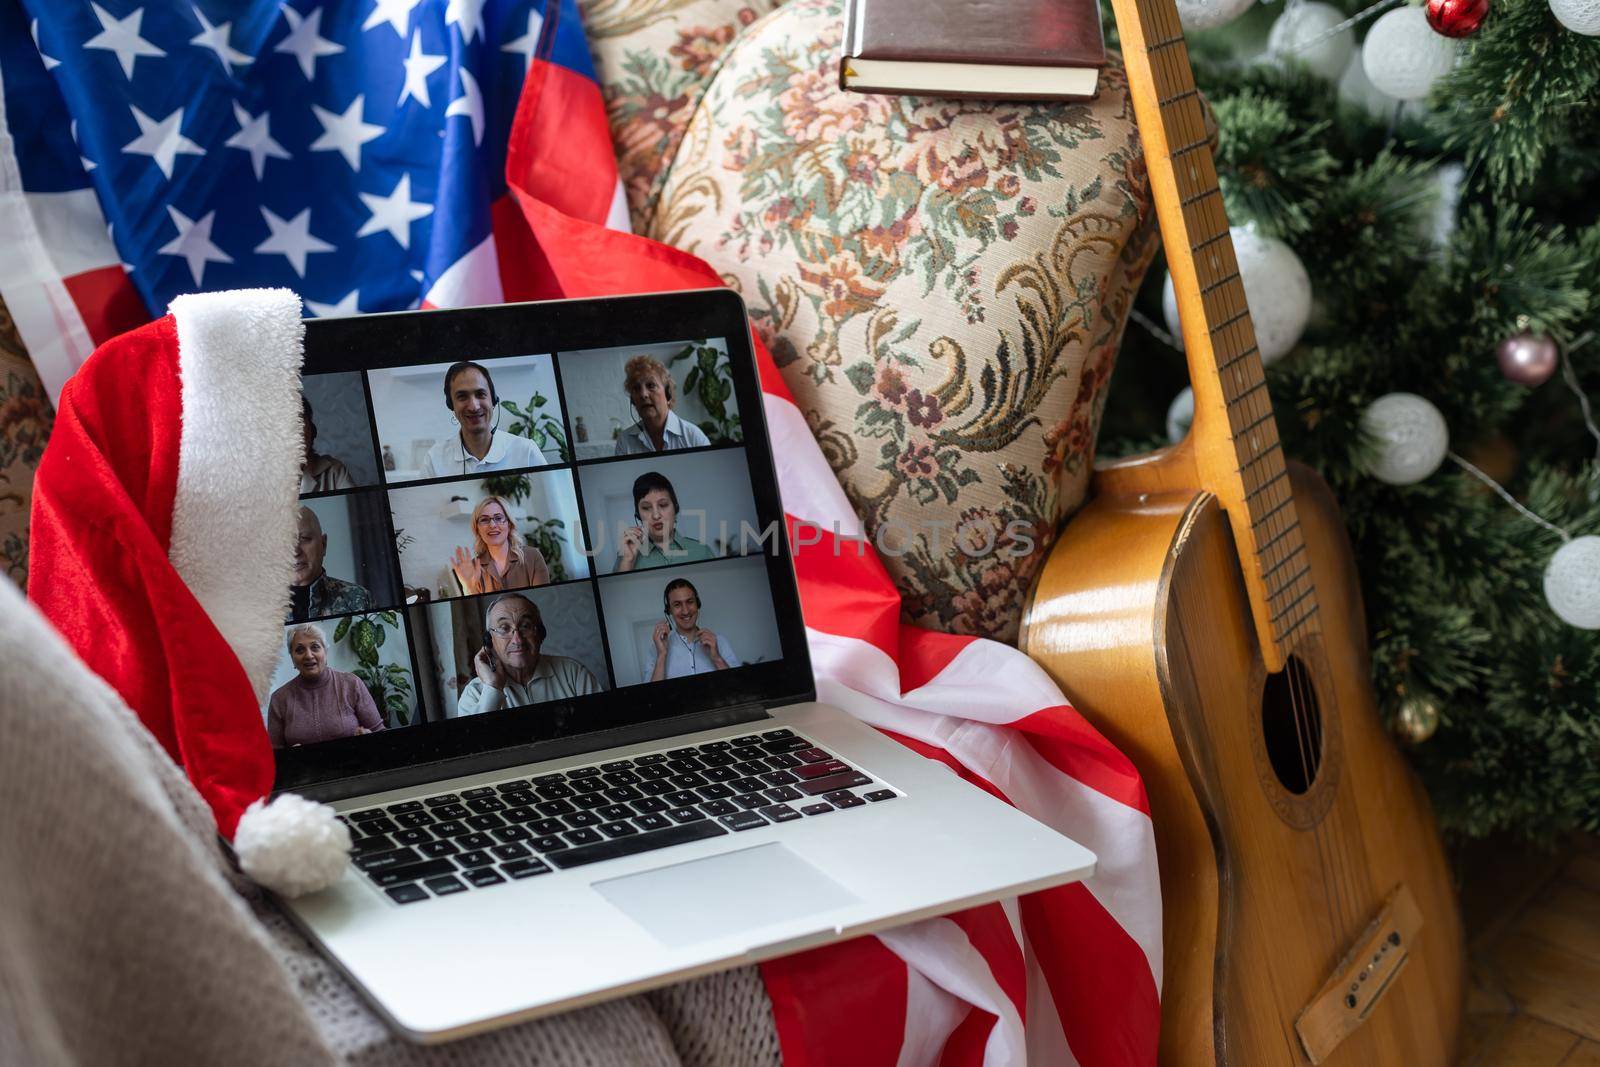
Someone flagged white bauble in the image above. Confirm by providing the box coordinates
[1177,0,1257,32]
[1544,536,1600,629]
[1337,47,1396,116]
[1268,1,1355,81]
[1549,0,1600,34]
[1160,228,1312,364]
[1167,387,1196,444]
[1359,392,1449,485]
[1362,6,1460,101]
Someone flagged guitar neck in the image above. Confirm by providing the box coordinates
[1108,0,1318,670]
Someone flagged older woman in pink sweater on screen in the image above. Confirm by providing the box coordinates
[267,624,386,747]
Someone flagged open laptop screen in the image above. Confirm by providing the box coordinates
[273,291,813,794]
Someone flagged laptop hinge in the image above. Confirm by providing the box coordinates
[286,703,772,804]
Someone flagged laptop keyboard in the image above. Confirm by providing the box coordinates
[339,729,901,905]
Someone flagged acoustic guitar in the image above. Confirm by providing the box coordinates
[1019,0,1466,1061]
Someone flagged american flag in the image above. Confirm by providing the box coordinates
[1,2,1163,1062]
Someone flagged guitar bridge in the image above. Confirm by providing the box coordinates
[1294,884,1423,1064]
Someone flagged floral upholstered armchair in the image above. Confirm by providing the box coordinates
[582,0,1162,644]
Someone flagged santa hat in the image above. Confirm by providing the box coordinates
[30,289,349,895]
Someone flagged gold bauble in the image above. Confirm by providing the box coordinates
[1394,696,1441,744]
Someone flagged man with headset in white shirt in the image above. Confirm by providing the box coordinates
[646,577,741,682]
[420,361,546,478]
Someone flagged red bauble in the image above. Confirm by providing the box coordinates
[1426,0,1489,36]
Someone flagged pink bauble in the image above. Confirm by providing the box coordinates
[1496,331,1559,386]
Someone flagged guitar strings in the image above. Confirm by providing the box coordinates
[1139,0,1362,941]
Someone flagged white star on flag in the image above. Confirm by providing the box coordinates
[306,289,361,317]
[363,0,423,37]
[225,103,291,180]
[32,19,61,71]
[275,6,344,81]
[398,32,446,108]
[159,206,232,286]
[255,206,335,277]
[191,10,251,75]
[445,0,489,44]
[121,105,204,179]
[446,68,485,147]
[71,121,95,172]
[84,3,165,80]
[357,173,433,249]
[501,11,544,69]
[310,95,384,171]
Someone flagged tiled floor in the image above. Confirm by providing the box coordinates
[1459,835,1600,1065]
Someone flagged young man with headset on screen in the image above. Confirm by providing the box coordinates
[648,578,741,683]
[419,361,547,478]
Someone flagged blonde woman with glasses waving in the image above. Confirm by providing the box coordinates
[446,496,550,597]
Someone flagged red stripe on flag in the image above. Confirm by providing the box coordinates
[939,1009,997,1067]
[895,627,978,695]
[1017,707,1152,817]
[489,196,559,303]
[507,59,618,225]
[883,729,1160,1066]
[761,936,908,1067]
[949,905,1027,1021]
[64,266,149,347]
[1021,886,1162,1067]
[787,516,904,664]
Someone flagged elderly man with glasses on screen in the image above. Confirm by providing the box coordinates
[456,594,602,716]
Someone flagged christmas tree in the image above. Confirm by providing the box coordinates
[1099,0,1600,842]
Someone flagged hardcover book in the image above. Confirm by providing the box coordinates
[840,0,1106,100]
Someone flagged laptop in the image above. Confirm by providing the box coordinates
[273,289,1096,1042]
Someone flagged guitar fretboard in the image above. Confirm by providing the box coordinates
[1112,0,1319,665]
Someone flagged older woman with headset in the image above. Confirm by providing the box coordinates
[267,623,387,747]
[419,361,547,477]
[445,495,550,596]
[614,355,711,455]
[613,471,716,573]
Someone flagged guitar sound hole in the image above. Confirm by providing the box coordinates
[1261,655,1322,795]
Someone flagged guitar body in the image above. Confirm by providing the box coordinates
[1022,455,1464,1065]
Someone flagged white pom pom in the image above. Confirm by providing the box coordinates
[233,794,351,897]
[1362,6,1459,101]
[1545,535,1600,629]
[1360,392,1449,485]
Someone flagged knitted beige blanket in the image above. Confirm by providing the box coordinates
[0,579,781,1066]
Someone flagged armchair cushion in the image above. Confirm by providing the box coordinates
[644,0,1160,642]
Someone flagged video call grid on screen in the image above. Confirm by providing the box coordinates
[271,335,790,758]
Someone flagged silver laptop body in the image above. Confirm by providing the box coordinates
[275,293,1096,1042]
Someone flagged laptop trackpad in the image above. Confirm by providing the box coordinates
[593,843,859,948]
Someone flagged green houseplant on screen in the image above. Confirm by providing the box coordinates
[334,612,415,729]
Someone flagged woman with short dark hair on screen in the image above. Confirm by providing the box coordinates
[445,495,550,596]
[648,578,741,682]
[267,624,386,747]
[419,361,546,477]
[614,355,710,455]
[613,471,716,573]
